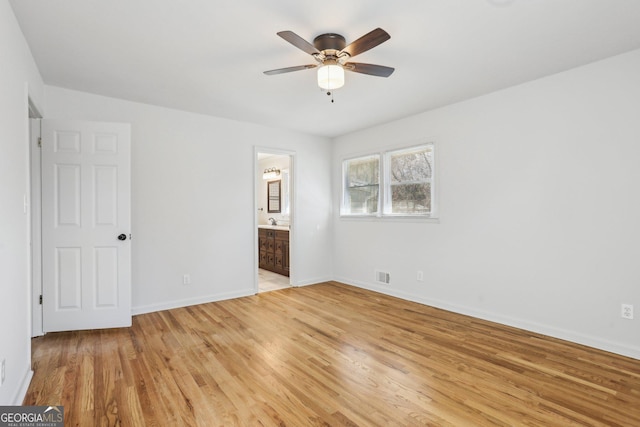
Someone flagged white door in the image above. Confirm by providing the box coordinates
[41,119,131,332]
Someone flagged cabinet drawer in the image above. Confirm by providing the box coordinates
[275,230,289,240]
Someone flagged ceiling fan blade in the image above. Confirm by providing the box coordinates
[264,64,318,75]
[340,28,390,58]
[277,31,320,56]
[345,62,395,77]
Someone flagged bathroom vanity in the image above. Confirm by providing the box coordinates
[258,226,289,277]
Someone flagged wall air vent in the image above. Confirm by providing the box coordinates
[375,270,390,284]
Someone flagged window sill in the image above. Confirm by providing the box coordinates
[339,214,440,224]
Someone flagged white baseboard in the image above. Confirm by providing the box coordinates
[12,368,34,405]
[335,276,640,360]
[131,289,255,316]
[131,278,334,316]
[130,276,333,316]
[131,277,638,360]
[293,275,333,287]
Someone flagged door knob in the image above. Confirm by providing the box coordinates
[117,234,127,241]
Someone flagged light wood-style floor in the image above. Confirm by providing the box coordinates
[26,282,640,426]
[258,268,290,293]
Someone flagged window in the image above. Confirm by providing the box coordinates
[341,143,435,218]
[281,169,290,216]
[342,155,380,215]
[384,145,433,215]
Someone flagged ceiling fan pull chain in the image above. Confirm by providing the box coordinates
[327,91,335,103]
[325,64,335,103]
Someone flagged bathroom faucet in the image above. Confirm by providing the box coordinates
[268,217,277,226]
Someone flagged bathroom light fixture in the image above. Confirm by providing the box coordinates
[263,167,280,180]
[317,64,344,90]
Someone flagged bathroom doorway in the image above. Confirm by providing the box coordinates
[255,149,294,293]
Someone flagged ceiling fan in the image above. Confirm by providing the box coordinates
[264,28,394,92]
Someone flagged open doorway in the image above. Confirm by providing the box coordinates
[255,149,294,293]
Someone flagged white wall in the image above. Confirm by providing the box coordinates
[0,0,44,404]
[332,49,640,359]
[44,86,333,313]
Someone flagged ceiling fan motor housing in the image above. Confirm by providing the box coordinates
[313,33,346,54]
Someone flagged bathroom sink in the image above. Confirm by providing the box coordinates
[258,225,289,230]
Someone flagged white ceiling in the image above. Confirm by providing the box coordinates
[10,0,640,138]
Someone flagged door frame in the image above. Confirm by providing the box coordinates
[39,120,132,332]
[253,147,296,293]
[31,118,132,334]
[28,101,43,337]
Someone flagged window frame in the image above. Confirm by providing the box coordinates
[340,142,437,220]
[340,154,381,217]
[383,143,435,217]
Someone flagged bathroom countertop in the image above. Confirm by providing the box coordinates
[258,225,289,231]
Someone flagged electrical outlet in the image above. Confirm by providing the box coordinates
[183,274,191,285]
[417,271,424,281]
[1,359,6,386]
[621,304,634,320]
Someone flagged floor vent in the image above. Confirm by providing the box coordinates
[375,270,390,284]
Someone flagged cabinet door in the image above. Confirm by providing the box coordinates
[274,239,283,255]
[274,239,284,270]
[274,231,289,276]
[282,240,290,272]
[259,250,268,268]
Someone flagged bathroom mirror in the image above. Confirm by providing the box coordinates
[267,180,281,213]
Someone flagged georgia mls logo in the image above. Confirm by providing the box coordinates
[44,406,63,416]
[0,405,64,427]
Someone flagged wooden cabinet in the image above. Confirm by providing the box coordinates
[258,228,289,276]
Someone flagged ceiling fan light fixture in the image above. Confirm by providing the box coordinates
[317,64,344,90]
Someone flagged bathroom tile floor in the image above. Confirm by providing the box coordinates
[258,268,291,292]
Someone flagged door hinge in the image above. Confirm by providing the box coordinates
[38,137,42,148]
[39,295,43,305]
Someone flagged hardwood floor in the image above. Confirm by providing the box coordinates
[26,282,640,426]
